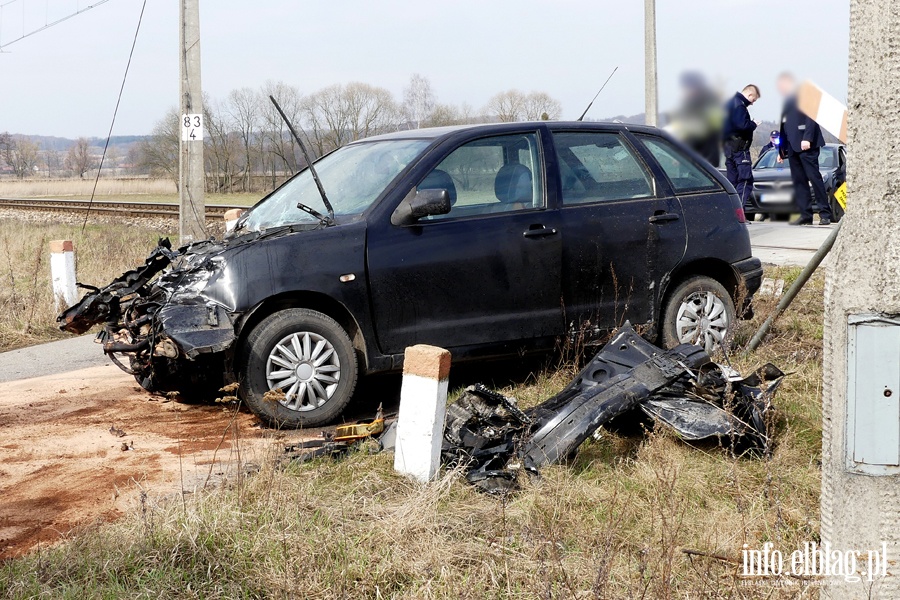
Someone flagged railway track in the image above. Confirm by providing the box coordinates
[0,197,248,219]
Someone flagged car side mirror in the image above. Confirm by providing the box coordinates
[391,188,451,226]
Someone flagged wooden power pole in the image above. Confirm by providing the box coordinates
[179,0,206,244]
[644,0,658,127]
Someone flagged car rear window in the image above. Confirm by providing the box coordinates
[552,132,654,204]
[639,136,720,194]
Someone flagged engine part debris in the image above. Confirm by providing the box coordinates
[442,323,784,493]
[334,404,385,442]
[281,408,390,464]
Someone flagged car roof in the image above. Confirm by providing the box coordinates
[356,121,661,143]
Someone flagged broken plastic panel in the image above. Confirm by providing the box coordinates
[443,323,784,493]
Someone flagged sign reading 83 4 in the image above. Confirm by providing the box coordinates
[181,113,204,142]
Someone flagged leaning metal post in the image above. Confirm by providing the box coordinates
[746,221,842,353]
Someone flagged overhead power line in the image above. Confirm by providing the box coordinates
[0,0,112,51]
[82,0,147,230]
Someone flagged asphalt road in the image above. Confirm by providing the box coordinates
[747,221,833,266]
[0,334,107,383]
[0,221,832,383]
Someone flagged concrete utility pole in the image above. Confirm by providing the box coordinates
[179,0,206,244]
[643,0,658,127]
[820,1,900,597]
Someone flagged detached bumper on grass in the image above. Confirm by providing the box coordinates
[443,324,784,493]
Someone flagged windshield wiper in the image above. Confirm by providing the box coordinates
[296,202,332,227]
[269,95,336,226]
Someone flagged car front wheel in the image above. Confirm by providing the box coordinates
[661,276,735,354]
[239,308,358,428]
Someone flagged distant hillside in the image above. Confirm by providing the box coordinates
[13,134,151,152]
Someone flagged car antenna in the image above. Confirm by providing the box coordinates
[577,66,618,122]
[269,95,335,224]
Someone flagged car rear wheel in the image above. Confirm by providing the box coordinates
[239,308,358,428]
[661,276,735,354]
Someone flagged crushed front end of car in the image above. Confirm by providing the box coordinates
[57,237,238,393]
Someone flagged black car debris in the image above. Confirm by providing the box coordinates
[59,122,762,428]
[442,323,784,493]
[746,143,846,221]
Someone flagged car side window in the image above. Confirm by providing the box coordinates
[552,132,654,204]
[417,133,543,220]
[639,136,719,193]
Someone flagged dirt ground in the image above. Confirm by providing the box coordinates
[0,364,291,560]
[0,352,521,561]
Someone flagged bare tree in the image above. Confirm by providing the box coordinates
[136,109,179,185]
[487,90,526,122]
[125,145,142,176]
[301,82,398,157]
[301,83,346,157]
[43,147,62,177]
[104,145,121,174]
[426,102,461,127]
[227,87,261,192]
[402,73,435,129]
[344,82,398,140]
[65,138,95,179]
[204,98,239,193]
[0,133,40,179]
[259,80,304,183]
[522,91,562,120]
[486,90,562,122]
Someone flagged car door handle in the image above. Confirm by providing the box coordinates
[649,212,680,224]
[523,225,558,238]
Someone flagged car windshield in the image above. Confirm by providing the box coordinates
[755,147,836,170]
[239,139,430,231]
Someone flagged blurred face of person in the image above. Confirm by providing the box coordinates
[777,75,796,97]
[745,89,759,104]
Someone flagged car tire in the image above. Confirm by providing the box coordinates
[239,308,358,428]
[661,276,735,354]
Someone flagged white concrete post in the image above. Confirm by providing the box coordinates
[643,0,658,127]
[224,208,243,232]
[820,1,900,597]
[49,240,78,310]
[393,344,451,483]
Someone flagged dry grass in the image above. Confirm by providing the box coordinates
[0,178,262,206]
[0,178,176,197]
[0,251,828,598]
[0,219,174,351]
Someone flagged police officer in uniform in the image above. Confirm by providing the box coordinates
[722,84,760,209]
[777,72,832,226]
[760,130,780,156]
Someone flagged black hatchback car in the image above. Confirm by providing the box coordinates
[747,143,846,221]
[60,122,762,427]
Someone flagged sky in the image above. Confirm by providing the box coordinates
[0,0,850,139]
